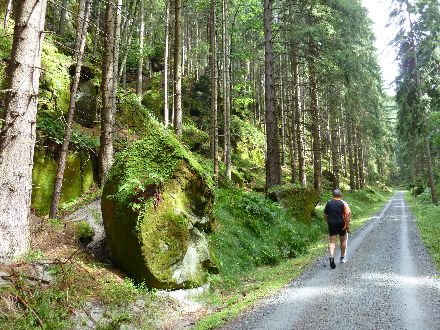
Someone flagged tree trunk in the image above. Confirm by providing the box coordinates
[308,44,321,192]
[352,123,360,190]
[279,55,287,167]
[3,0,12,29]
[164,0,170,127]
[329,97,340,190]
[50,0,92,219]
[0,0,47,261]
[221,0,231,179]
[357,132,365,188]
[137,0,145,98]
[174,0,183,136]
[100,0,121,183]
[425,137,438,204]
[59,0,68,34]
[210,0,219,185]
[347,116,356,190]
[263,0,281,190]
[93,0,101,55]
[118,4,138,79]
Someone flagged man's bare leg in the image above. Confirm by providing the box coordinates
[340,234,347,258]
[329,235,337,257]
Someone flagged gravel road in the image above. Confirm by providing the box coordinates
[223,192,440,330]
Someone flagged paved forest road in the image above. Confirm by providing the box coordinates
[223,192,440,330]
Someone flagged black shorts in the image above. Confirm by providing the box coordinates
[328,223,347,236]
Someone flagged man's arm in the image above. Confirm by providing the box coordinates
[343,202,351,230]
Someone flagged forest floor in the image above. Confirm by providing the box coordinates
[221,192,440,330]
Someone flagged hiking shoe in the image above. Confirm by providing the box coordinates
[329,257,336,269]
[340,257,347,264]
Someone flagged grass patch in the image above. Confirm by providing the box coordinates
[195,186,394,329]
[405,191,440,271]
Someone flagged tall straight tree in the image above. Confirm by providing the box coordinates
[59,0,68,34]
[100,0,122,183]
[137,0,145,98]
[222,0,231,180]
[308,41,321,192]
[50,0,92,219]
[163,0,170,127]
[210,0,219,185]
[263,0,281,190]
[174,0,183,136]
[0,0,48,261]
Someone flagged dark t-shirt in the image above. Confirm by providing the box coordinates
[324,198,347,225]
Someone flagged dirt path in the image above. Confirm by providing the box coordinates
[223,192,440,330]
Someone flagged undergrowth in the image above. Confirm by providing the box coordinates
[405,190,440,271]
[210,189,324,285]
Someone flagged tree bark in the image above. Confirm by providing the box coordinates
[0,0,47,261]
[3,0,12,29]
[58,0,68,34]
[173,0,183,136]
[357,132,365,189]
[352,123,360,190]
[93,0,101,55]
[425,137,438,204]
[263,0,281,190]
[100,0,121,183]
[347,115,356,190]
[329,94,340,190]
[308,43,321,192]
[279,55,287,168]
[164,0,170,127]
[221,0,231,179]
[210,0,219,185]
[50,0,92,219]
[118,2,138,79]
[136,0,145,98]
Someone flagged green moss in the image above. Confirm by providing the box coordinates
[182,124,210,154]
[40,36,71,114]
[59,153,82,205]
[231,116,266,167]
[31,149,97,215]
[32,150,58,215]
[80,154,95,193]
[268,184,320,223]
[102,122,215,288]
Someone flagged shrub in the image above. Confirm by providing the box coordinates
[210,189,324,280]
[74,221,94,245]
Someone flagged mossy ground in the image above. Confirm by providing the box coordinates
[405,191,440,271]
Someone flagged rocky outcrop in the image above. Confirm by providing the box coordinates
[31,149,96,215]
[269,184,320,223]
[101,123,216,289]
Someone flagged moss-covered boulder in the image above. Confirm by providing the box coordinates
[268,184,320,223]
[31,149,96,215]
[102,124,216,289]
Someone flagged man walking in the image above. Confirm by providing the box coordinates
[324,189,351,269]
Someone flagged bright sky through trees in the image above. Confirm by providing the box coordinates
[362,0,399,94]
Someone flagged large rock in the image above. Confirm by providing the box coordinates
[269,184,320,223]
[101,124,216,289]
[31,149,96,215]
